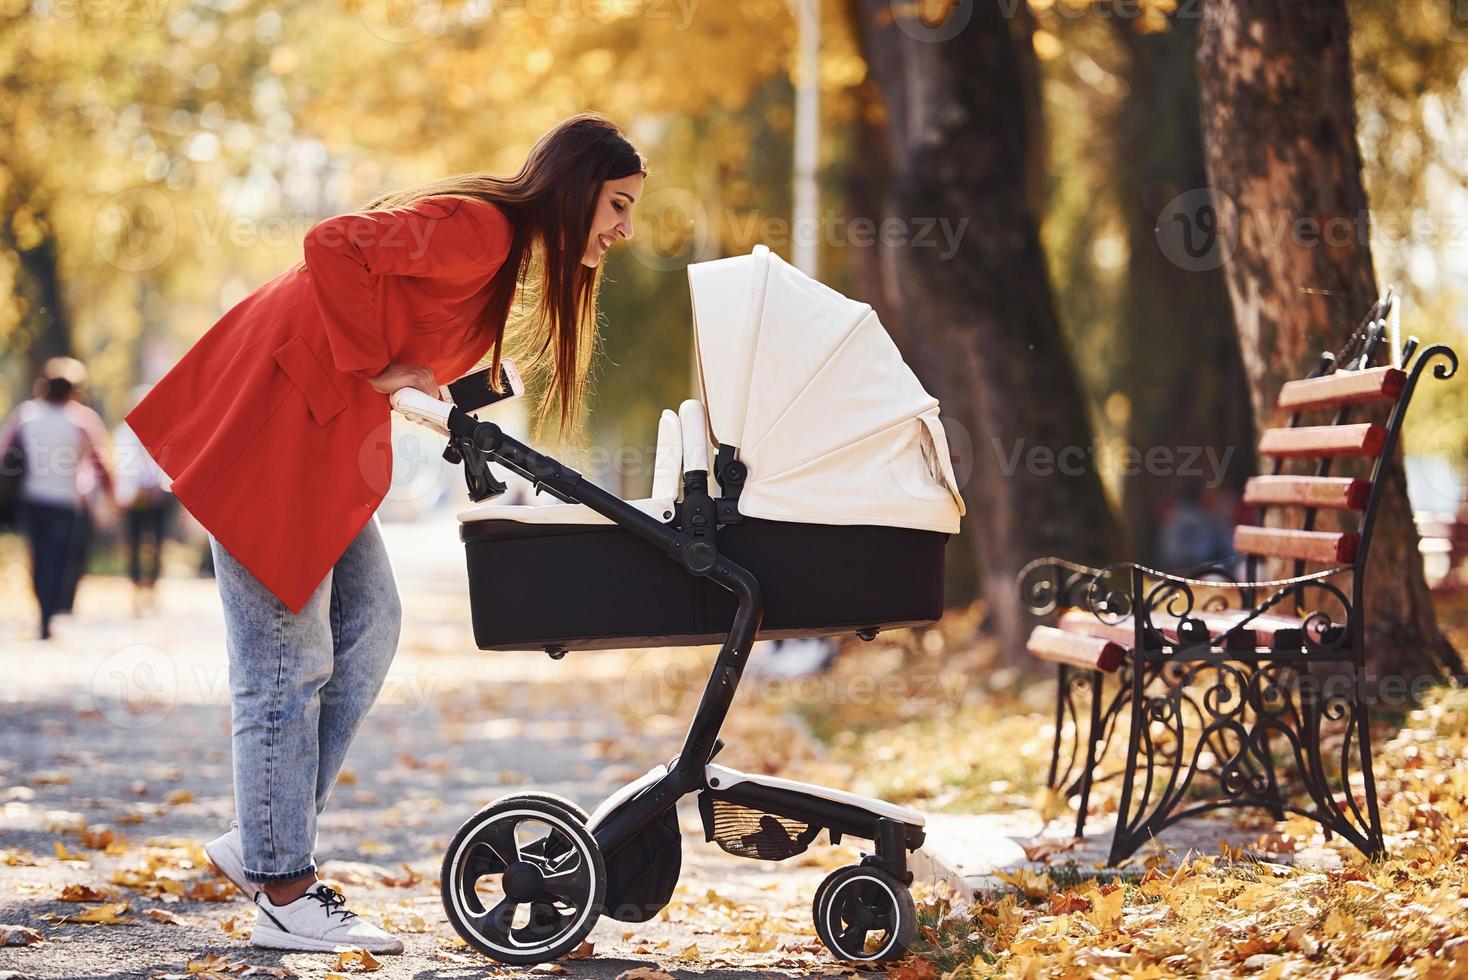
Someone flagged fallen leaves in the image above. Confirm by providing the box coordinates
[219,913,251,939]
[59,882,114,902]
[331,949,381,973]
[53,840,87,863]
[80,825,127,852]
[0,923,43,946]
[107,841,233,901]
[995,867,1052,900]
[40,901,132,925]
[151,951,297,978]
[1084,883,1124,932]
[859,683,1468,978]
[1020,837,1082,863]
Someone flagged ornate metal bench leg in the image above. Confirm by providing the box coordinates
[1075,667,1103,839]
[1047,664,1068,792]
[1254,726,1286,822]
[1300,692,1334,842]
[1108,643,1150,867]
[1355,668,1386,857]
[1299,664,1382,858]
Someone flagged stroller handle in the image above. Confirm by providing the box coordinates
[389,386,455,431]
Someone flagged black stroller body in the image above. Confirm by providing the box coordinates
[393,246,966,965]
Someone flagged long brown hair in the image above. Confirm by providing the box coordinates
[361,113,646,433]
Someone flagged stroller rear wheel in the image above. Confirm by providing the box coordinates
[812,865,916,963]
[441,796,605,965]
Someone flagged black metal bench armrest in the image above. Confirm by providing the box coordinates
[1016,556,1107,617]
[1113,560,1352,593]
[1019,556,1356,653]
[1019,555,1349,606]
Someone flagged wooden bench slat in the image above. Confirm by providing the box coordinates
[1242,475,1371,510]
[1051,609,1348,661]
[1058,606,1340,645]
[1234,525,1359,564]
[1055,611,1139,646]
[1257,423,1384,458]
[1026,626,1124,672]
[1277,365,1405,412]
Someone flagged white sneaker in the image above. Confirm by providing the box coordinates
[204,823,257,901]
[250,882,404,954]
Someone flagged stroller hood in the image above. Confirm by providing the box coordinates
[688,245,966,535]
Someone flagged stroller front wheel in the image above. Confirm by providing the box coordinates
[813,864,916,963]
[440,795,606,965]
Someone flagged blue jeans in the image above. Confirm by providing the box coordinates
[16,497,85,635]
[209,514,403,883]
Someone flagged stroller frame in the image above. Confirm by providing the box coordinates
[427,399,927,964]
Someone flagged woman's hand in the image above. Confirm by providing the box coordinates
[365,363,439,399]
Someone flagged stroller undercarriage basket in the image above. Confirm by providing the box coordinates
[699,792,822,861]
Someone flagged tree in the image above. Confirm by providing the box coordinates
[1110,11,1254,564]
[855,0,1124,664]
[0,0,297,419]
[1196,0,1461,678]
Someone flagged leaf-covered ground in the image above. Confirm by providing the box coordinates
[771,598,1468,979]
[0,526,869,979]
[2,529,1466,978]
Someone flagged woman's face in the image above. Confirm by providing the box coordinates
[581,173,644,268]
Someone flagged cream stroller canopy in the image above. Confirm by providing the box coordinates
[451,244,965,652]
[689,245,965,534]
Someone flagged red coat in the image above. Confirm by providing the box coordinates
[126,195,514,613]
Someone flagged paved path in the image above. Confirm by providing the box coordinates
[0,520,859,979]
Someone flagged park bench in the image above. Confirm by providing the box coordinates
[1017,292,1457,866]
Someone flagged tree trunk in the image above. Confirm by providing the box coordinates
[840,82,979,606]
[18,227,72,372]
[0,197,73,377]
[856,0,1124,665]
[1197,0,1460,678]
[1113,14,1254,565]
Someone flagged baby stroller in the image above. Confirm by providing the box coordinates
[391,245,966,965]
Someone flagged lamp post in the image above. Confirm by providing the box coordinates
[791,0,820,278]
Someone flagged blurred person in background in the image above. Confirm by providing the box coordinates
[0,357,117,640]
[1157,479,1237,574]
[114,382,175,615]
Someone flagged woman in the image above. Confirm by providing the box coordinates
[114,383,176,616]
[0,357,116,640]
[125,113,645,953]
